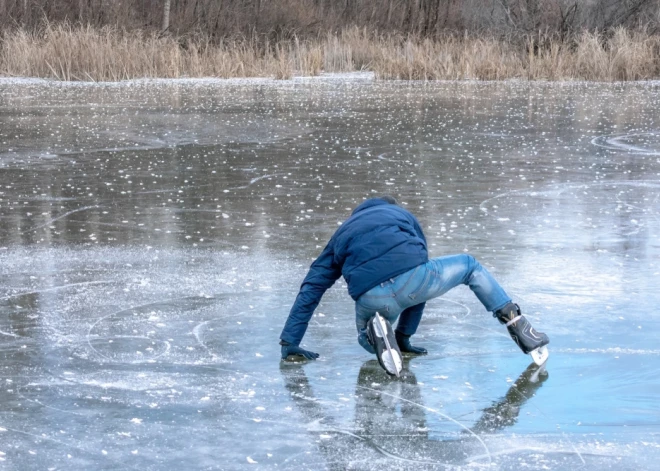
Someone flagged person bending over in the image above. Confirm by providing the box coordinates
[279,196,549,362]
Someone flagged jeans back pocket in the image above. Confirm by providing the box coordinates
[406,266,431,301]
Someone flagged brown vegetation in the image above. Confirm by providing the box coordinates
[373,29,660,80]
[0,24,307,81]
[1,0,660,82]
[2,24,660,81]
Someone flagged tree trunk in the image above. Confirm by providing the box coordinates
[387,0,394,27]
[254,0,261,31]
[162,0,171,32]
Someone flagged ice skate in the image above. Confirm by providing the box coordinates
[495,303,549,366]
[366,312,403,377]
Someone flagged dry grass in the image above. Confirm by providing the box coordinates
[1,24,660,81]
[526,29,660,81]
[0,24,305,81]
[373,29,660,81]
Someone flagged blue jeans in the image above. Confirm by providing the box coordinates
[355,254,511,351]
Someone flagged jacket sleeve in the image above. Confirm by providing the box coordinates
[280,242,342,346]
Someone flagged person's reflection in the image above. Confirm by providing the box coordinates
[280,360,548,469]
[471,363,548,434]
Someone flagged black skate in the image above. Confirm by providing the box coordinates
[367,313,403,377]
[495,303,549,365]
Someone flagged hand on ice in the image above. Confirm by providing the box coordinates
[281,343,319,361]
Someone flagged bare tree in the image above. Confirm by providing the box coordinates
[162,0,171,32]
[1,0,660,40]
[558,1,579,39]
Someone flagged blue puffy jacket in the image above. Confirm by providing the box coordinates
[280,198,428,346]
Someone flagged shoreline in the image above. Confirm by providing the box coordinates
[4,73,660,88]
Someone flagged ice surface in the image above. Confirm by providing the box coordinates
[0,77,658,469]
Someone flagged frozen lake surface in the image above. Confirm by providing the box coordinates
[0,76,659,470]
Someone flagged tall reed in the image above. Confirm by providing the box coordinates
[1,24,660,81]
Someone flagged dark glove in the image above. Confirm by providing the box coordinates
[395,331,428,355]
[280,341,319,361]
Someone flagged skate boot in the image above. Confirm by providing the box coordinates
[495,302,549,365]
[394,331,428,355]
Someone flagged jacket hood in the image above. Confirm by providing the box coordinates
[351,198,391,216]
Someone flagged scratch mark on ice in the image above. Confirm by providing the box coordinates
[25,205,101,232]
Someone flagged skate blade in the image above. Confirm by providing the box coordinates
[372,313,403,377]
[529,362,547,383]
[529,345,549,366]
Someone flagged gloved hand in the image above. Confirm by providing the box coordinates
[280,341,319,361]
[395,331,428,355]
